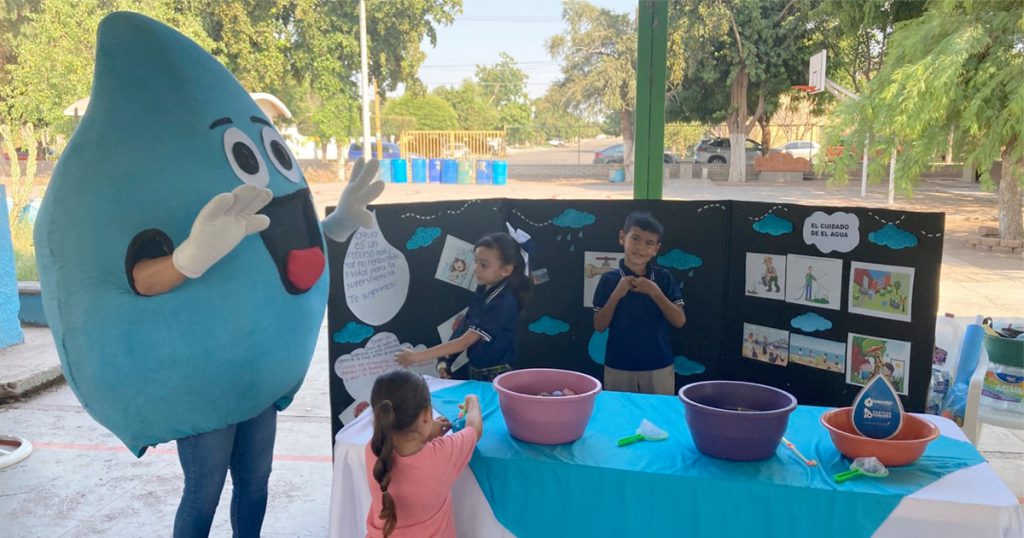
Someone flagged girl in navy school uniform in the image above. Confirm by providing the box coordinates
[396,232,531,381]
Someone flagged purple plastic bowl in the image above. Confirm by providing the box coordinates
[492,368,602,445]
[678,380,797,461]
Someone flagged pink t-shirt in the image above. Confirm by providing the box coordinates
[364,427,478,538]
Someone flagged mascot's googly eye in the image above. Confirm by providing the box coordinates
[262,126,302,183]
[223,127,269,187]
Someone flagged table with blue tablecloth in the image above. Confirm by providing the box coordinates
[329,378,1022,538]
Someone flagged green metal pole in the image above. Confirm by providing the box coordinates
[634,0,668,200]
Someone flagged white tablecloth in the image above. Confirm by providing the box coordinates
[328,378,1023,538]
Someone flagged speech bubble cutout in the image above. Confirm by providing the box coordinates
[333,332,432,423]
[803,211,860,254]
[343,212,410,326]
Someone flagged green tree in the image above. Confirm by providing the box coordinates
[0,0,41,106]
[532,90,598,143]
[821,0,1023,240]
[474,52,529,111]
[500,101,532,145]
[287,82,361,162]
[474,52,531,143]
[2,0,461,135]
[383,93,457,130]
[381,114,417,137]
[667,0,818,182]
[433,80,499,130]
[813,0,925,94]
[601,110,621,137]
[664,122,706,159]
[198,0,294,95]
[2,0,210,130]
[363,0,461,93]
[548,0,636,178]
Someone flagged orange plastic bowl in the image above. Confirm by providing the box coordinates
[820,407,940,467]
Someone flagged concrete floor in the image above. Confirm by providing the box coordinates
[1,176,1021,536]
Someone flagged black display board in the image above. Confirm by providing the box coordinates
[328,199,943,439]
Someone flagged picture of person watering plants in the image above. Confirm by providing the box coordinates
[785,254,842,311]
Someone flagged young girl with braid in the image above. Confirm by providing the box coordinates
[364,370,483,537]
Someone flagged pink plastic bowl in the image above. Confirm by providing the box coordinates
[492,368,602,444]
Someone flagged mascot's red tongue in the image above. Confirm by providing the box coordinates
[286,247,325,291]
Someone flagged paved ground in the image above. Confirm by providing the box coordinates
[504,137,618,165]
[1,175,1021,536]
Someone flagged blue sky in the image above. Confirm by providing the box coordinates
[413,0,638,99]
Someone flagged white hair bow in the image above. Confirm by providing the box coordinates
[505,222,532,276]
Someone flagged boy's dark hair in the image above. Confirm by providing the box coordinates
[622,211,663,241]
[369,370,431,537]
[475,232,532,311]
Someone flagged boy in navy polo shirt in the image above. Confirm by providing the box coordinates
[593,212,686,394]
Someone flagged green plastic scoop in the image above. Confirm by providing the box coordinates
[618,419,669,447]
[834,457,889,483]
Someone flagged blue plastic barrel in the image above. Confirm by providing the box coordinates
[411,158,427,183]
[428,159,442,182]
[609,166,625,183]
[378,158,393,182]
[441,159,458,184]
[492,160,508,185]
[475,160,493,184]
[390,159,408,183]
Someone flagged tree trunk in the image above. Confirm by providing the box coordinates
[998,143,1023,241]
[757,116,771,156]
[621,107,635,183]
[320,141,329,163]
[945,125,954,164]
[336,141,348,181]
[726,67,747,182]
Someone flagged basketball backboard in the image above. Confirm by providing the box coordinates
[808,50,826,94]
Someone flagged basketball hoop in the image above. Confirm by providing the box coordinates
[792,85,817,93]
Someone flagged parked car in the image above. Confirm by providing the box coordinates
[1,148,49,161]
[663,151,684,163]
[775,140,820,160]
[593,143,625,164]
[347,141,401,161]
[592,143,682,164]
[692,137,765,164]
[548,138,566,147]
[1,149,29,161]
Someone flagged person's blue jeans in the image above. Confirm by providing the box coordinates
[173,405,277,538]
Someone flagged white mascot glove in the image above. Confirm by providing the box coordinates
[172,183,273,278]
[322,158,384,242]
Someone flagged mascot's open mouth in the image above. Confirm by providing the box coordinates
[257,189,325,294]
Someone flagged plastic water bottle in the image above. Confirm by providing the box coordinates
[927,314,961,415]
[926,368,950,415]
[979,322,1024,414]
[979,361,1024,413]
[933,314,962,372]
[939,315,985,426]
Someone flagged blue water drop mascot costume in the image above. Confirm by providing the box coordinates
[34,12,382,537]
